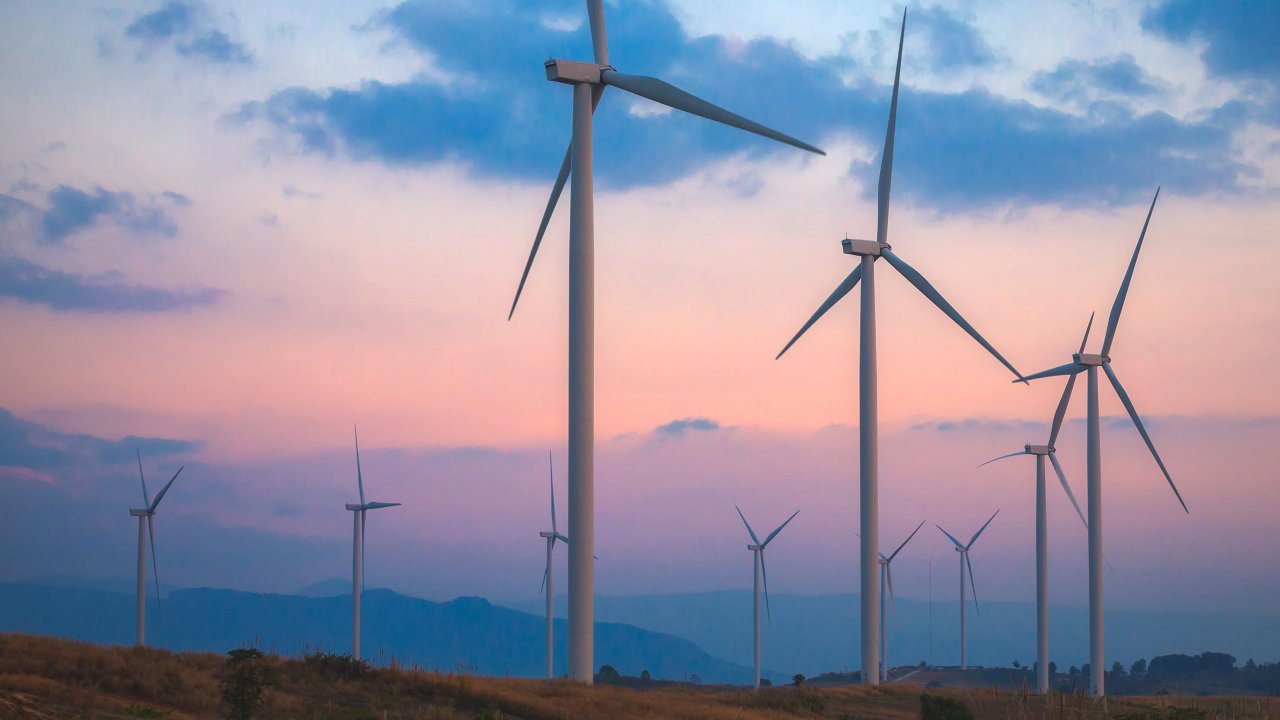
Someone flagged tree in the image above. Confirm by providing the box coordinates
[1068,665,1079,678]
[1081,663,1091,681]
[792,673,806,687]
[1111,661,1125,677]
[1245,659,1257,672]
[690,673,701,685]
[1131,659,1147,676]
[1012,660,1021,669]
[640,669,651,684]
[760,678,773,687]
[597,664,620,683]
[221,648,272,720]
[1049,661,1057,675]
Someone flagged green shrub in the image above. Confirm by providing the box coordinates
[920,693,973,720]
[302,651,369,680]
[221,648,272,720]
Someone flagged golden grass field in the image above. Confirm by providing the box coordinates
[1,634,1276,720]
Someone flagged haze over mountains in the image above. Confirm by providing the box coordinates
[5,577,1278,684]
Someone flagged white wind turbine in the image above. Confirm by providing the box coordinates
[936,510,998,670]
[735,506,799,690]
[1018,188,1188,696]
[539,452,570,679]
[129,450,183,647]
[507,0,824,683]
[877,520,925,682]
[776,10,1022,684]
[979,317,1092,694]
[345,427,400,661]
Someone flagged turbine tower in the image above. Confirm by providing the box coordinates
[507,0,823,683]
[345,427,400,661]
[539,452,570,679]
[735,506,799,690]
[129,450,183,647]
[776,10,1022,684]
[979,318,1092,694]
[877,520,925,682]
[1018,188,1188,696]
[936,510,998,670]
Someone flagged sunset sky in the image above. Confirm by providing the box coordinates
[2,1,1277,616]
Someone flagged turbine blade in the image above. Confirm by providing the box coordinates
[556,532,570,545]
[966,551,980,614]
[968,509,1000,547]
[147,514,162,620]
[978,450,1028,468]
[1103,364,1188,513]
[776,264,862,360]
[549,451,557,534]
[1048,372,1079,448]
[355,425,365,506]
[600,70,825,155]
[762,509,800,547]
[1102,188,1160,356]
[137,450,150,508]
[761,551,773,626]
[735,505,761,545]
[1078,311,1096,355]
[361,510,366,594]
[1018,362,1084,384]
[509,81,608,319]
[540,561,549,595]
[587,0,608,65]
[881,248,1022,380]
[935,524,965,549]
[877,8,906,245]
[1048,452,1087,530]
[885,562,898,621]
[149,466,183,513]
[887,519,926,561]
[364,501,400,510]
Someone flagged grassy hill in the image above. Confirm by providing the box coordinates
[4,633,1278,720]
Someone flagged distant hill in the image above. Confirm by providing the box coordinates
[294,578,354,597]
[501,591,1280,678]
[0,583,763,684]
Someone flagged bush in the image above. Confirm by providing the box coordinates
[596,664,620,683]
[792,673,805,687]
[921,693,973,720]
[220,648,272,720]
[302,651,368,680]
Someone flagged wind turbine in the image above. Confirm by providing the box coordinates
[539,452,570,679]
[507,0,823,683]
[878,520,925,682]
[735,506,799,690]
[775,10,1022,685]
[936,510,998,670]
[979,320,1092,694]
[1017,188,1188,696]
[129,450,183,647]
[345,427,400,661]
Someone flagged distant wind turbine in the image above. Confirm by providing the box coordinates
[129,450,183,647]
[345,427,400,661]
[979,317,1092,694]
[936,510,998,670]
[736,506,799,690]
[507,0,823,683]
[1017,188,1188,696]
[877,520,925,682]
[539,452,570,679]
[776,9,1022,684]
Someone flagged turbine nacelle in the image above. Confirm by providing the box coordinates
[129,508,151,517]
[545,58,607,85]
[1073,353,1109,366]
[540,531,557,539]
[842,238,889,257]
[1025,444,1052,455]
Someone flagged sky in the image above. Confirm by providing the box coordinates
[1,0,1278,620]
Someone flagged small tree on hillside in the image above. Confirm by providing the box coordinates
[1048,661,1057,675]
[1111,661,1125,677]
[1131,658,1147,676]
[221,648,272,720]
[792,673,805,687]
[597,665,620,683]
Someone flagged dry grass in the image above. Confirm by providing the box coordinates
[1,634,1277,720]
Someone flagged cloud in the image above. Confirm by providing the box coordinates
[0,256,225,313]
[1142,0,1280,83]
[38,185,184,244]
[909,6,995,72]
[0,407,200,475]
[124,1,252,65]
[236,0,1257,208]
[1031,55,1163,109]
[654,417,721,437]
